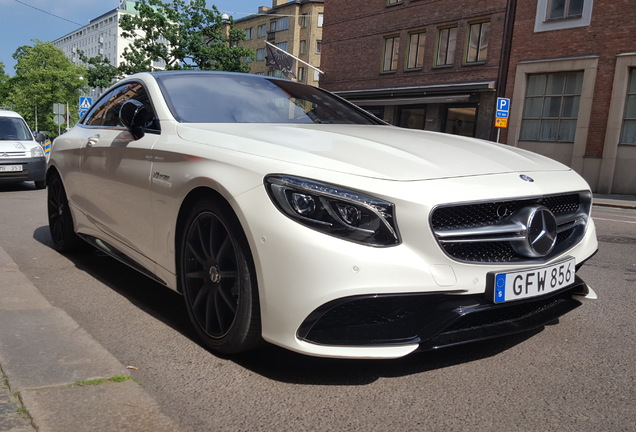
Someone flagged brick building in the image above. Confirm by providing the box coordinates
[505,0,636,194]
[234,0,324,85]
[320,0,635,194]
[320,0,510,140]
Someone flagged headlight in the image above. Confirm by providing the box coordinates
[265,175,400,247]
[31,145,45,158]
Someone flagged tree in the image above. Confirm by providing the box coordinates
[78,51,121,90]
[0,62,10,107]
[7,41,87,135]
[118,0,253,74]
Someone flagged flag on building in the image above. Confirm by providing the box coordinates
[266,43,297,79]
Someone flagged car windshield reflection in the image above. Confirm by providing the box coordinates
[155,73,380,125]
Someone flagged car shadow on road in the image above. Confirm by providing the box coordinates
[33,225,544,386]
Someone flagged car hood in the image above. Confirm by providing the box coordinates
[0,140,38,152]
[176,123,570,181]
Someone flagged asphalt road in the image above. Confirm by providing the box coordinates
[1,182,634,432]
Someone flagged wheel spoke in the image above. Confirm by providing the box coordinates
[218,283,237,313]
[185,270,208,280]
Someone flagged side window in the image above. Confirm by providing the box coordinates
[82,83,160,131]
[83,89,115,126]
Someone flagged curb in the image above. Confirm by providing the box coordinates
[0,246,181,432]
[593,194,636,210]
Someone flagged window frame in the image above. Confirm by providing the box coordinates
[519,71,584,143]
[382,35,400,73]
[620,68,636,145]
[406,31,426,70]
[465,21,490,64]
[257,24,267,38]
[435,26,457,67]
[547,0,585,21]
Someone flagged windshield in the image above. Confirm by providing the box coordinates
[155,73,381,125]
[0,116,34,141]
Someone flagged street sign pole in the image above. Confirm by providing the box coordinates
[495,97,511,143]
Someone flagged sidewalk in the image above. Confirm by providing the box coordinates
[1,195,634,432]
[593,193,636,209]
[0,247,181,432]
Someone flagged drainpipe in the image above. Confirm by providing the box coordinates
[492,0,517,142]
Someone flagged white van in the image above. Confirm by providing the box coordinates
[0,110,46,189]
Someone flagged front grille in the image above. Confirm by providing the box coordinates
[430,192,591,263]
[0,151,27,158]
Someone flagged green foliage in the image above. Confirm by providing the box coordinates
[78,51,121,89]
[5,41,87,136]
[0,62,10,107]
[118,0,253,74]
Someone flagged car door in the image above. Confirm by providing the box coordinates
[78,82,160,265]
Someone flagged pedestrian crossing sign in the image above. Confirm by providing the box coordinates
[79,97,93,110]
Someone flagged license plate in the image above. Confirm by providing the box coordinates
[0,165,22,172]
[493,258,576,304]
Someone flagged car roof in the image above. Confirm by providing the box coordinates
[0,110,25,119]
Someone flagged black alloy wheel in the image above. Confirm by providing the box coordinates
[47,173,83,252]
[180,198,261,354]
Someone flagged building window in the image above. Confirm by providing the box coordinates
[436,26,457,67]
[382,36,400,72]
[277,42,288,52]
[520,71,583,142]
[466,21,489,63]
[316,40,322,54]
[300,14,308,28]
[318,13,324,28]
[276,17,289,31]
[300,40,307,55]
[256,48,266,61]
[257,24,267,38]
[621,68,636,144]
[406,32,425,70]
[245,28,253,40]
[535,0,592,32]
[547,0,584,20]
[298,67,305,82]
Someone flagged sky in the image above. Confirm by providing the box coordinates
[0,0,270,75]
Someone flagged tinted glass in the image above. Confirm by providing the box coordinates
[83,83,159,130]
[0,117,33,141]
[155,73,381,125]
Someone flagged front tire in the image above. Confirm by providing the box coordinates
[179,198,261,354]
[47,173,83,252]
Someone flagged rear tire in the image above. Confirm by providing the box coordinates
[179,198,261,354]
[47,173,84,252]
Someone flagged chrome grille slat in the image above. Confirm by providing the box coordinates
[431,192,591,263]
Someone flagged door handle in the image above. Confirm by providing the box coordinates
[87,135,100,147]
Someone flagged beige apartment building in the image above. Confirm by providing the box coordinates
[234,0,324,85]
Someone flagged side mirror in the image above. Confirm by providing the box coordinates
[119,99,146,140]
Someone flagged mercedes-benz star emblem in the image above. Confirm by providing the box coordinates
[511,205,558,258]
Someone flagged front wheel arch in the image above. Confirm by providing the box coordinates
[176,189,262,354]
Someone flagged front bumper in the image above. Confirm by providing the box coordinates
[298,276,592,351]
[0,157,46,183]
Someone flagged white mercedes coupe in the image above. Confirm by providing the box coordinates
[47,71,598,359]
